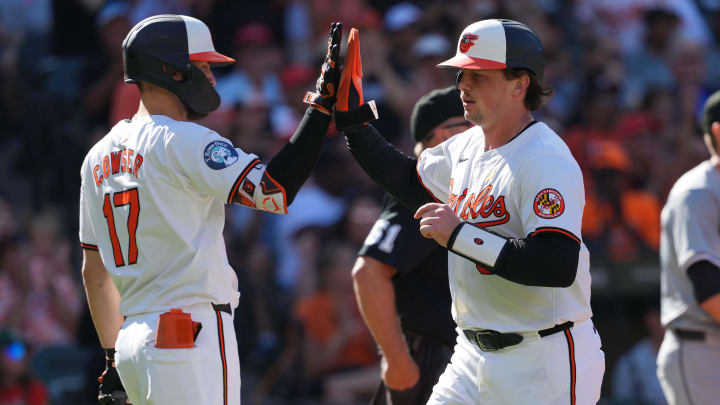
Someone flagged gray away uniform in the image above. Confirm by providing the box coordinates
[657,160,720,405]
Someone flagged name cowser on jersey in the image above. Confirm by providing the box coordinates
[79,115,287,316]
[417,122,593,332]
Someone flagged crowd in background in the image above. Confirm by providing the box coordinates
[0,0,717,404]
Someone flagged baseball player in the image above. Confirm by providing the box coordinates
[336,20,605,404]
[80,16,344,405]
[656,89,720,405]
[354,86,471,405]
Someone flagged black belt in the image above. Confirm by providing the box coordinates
[675,329,705,341]
[463,321,574,352]
[212,303,232,315]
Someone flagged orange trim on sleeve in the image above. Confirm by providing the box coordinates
[528,227,581,245]
[415,167,442,203]
[80,242,99,251]
[227,159,260,204]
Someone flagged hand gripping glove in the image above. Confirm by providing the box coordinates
[334,28,379,130]
[303,22,343,115]
[98,349,130,405]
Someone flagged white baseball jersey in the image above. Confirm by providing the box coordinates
[417,122,592,332]
[660,159,720,333]
[79,114,287,316]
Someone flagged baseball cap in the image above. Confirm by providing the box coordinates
[126,15,235,65]
[438,19,545,81]
[182,16,235,64]
[702,89,720,135]
[410,86,465,142]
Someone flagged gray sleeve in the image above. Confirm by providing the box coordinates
[671,189,720,270]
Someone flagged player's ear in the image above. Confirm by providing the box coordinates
[709,122,720,154]
[513,74,529,96]
[711,122,720,138]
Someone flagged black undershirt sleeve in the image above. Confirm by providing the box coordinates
[265,107,331,205]
[492,232,579,287]
[687,260,720,304]
[344,124,435,211]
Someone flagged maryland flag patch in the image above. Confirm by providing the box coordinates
[533,188,565,219]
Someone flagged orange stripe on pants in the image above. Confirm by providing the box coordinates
[215,310,228,405]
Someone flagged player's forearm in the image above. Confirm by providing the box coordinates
[265,107,331,205]
[344,124,434,211]
[351,257,412,364]
[82,252,124,348]
[448,225,579,287]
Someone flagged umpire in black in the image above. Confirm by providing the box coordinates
[352,87,471,405]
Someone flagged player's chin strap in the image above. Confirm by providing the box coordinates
[447,222,509,273]
[334,28,379,130]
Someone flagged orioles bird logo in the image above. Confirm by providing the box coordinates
[459,33,479,53]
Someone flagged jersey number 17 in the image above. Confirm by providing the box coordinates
[102,188,140,267]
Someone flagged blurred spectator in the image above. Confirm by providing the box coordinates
[105,1,141,126]
[575,0,710,55]
[309,0,378,40]
[216,23,285,111]
[580,140,662,262]
[704,9,720,89]
[0,330,48,405]
[327,195,382,249]
[0,211,81,347]
[230,99,275,157]
[129,0,189,24]
[539,14,582,127]
[622,8,681,109]
[267,180,346,290]
[82,1,133,126]
[612,305,667,405]
[284,0,314,64]
[293,241,379,404]
[383,1,422,76]
[0,195,17,243]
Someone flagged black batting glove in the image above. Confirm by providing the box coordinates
[303,22,343,115]
[98,348,130,405]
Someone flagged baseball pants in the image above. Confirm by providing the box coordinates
[656,329,720,405]
[115,303,240,405]
[370,333,453,405]
[427,319,605,405]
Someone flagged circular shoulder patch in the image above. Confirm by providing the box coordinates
[204,140,239,170]
[533,188,565,219]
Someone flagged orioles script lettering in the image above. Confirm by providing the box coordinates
[448,182,510,227]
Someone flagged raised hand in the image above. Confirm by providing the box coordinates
[303,22,343,115]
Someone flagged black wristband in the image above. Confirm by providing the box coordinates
[104,348,116,359]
